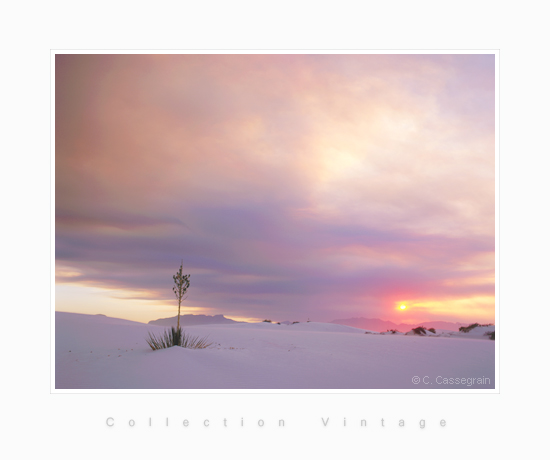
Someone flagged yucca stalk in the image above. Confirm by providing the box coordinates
[173,261,190,330]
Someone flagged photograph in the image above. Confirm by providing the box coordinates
[54,52,496,391]
[8,1,550,457]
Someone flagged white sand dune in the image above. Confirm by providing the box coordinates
[55,312,495,390]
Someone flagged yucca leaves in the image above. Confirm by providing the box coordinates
[146,327,212,351]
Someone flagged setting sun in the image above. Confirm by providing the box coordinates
[400,305,407,310]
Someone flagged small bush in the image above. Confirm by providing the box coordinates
[386,329,400,334]
[292,321,299,324]
[411,326,427,335]
[485,331,495,340]
[146,327,212,351]
[263,319,272,323]
[428,328,436,333]
[459,323,480,333]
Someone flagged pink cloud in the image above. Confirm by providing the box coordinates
[56,54,495,323]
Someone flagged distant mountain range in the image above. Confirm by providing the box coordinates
[148,314,473,332]
[330,317,470,332]
[148,314,242,327]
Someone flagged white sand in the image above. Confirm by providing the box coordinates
[55,312,495,390]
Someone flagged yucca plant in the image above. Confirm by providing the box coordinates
[146,327,212,351]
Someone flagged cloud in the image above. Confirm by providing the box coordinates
[55,54,495,323]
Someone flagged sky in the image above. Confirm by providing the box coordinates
[55,53,495,324]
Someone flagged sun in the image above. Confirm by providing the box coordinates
[400,305,407,310]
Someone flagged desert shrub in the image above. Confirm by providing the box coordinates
[411,326,427,335]
[146,327,212,351]
[485,331,495,340]
[386,329,400,334]
[428,328,436,333]
[459,323,480,333]
[292,321,299,324]
[263,319,272,323]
